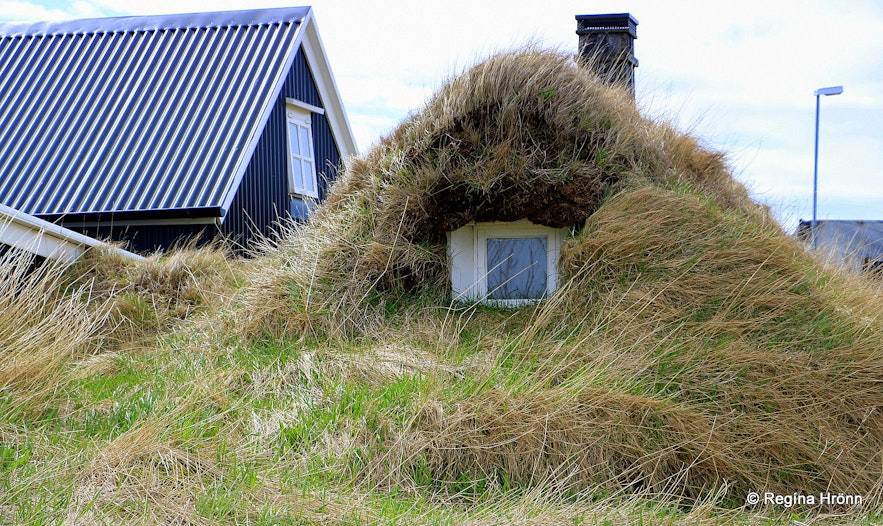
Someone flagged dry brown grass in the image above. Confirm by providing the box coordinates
[232,48,883,511]
[0,249,106,410]
[238,49,774,342]
[353,187,883,508]
[70,241,239,348]
[0,240,238,420]
[65,420,219,525]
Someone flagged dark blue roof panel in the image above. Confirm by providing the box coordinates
[0,7,310,218]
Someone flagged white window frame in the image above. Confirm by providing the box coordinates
[448,220,564,307]
[285,104,319,199]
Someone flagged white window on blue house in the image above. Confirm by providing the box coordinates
[286,104,318,199]
[448,220,564,306]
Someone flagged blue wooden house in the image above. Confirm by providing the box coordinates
[0,7,357,253]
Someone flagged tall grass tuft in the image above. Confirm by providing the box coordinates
[0,249,106,412]
[68,241,239,347]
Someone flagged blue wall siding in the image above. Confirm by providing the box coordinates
[69,223,216,253]
[60,46,344,254]
[220,46,343,249]
[311,107,343,202]
[219,91,289,251]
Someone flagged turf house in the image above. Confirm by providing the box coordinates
[241,46,883,510]
[447,14,640,305]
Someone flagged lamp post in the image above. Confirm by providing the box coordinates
[812,85,843,249]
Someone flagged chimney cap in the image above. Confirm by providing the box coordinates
[575,13,638,38]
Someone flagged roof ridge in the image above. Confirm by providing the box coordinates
[0,6,310,37]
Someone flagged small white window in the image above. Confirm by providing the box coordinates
[286,105,318,198]
[449,220,564,306]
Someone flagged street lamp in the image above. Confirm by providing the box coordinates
[812,85,843,249]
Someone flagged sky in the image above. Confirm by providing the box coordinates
[2,0,881,232]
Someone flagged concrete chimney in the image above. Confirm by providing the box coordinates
[575,13,638,95]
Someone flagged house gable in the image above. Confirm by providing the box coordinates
[68,41,351,253]
[219,46,346,252]
[0,7,356,253]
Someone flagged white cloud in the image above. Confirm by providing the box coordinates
[0,1,74,21]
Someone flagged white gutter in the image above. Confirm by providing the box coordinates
[0,204,143,263]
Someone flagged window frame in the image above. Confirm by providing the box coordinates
[285,104,319,199]
[449,220,563,307]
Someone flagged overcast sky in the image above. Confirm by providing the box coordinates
[3,0,881,231]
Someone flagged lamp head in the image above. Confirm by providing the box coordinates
[814,86,844,96]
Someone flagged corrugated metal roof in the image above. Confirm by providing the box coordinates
[0,7,310,219]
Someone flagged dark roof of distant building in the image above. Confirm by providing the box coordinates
[797,219,883,261]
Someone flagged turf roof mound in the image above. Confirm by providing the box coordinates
[292,48,771,303]
[239,48,883,507]
[328,48,757,242]
[243,48,795,332]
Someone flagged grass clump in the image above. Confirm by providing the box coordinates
[0,249,106,412]
[67,241,240,347]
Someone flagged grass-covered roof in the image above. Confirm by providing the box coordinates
[237,49,882,506]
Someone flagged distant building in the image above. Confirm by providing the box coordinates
[796,220,883,275]
[0,7,357,253]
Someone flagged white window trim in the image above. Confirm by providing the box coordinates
[285,97,325,115]
[286,104,319,199]
[449,220,563,307]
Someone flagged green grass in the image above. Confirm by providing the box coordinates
[1,296,879,524]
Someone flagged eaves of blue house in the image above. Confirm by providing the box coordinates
[0,7,358,253]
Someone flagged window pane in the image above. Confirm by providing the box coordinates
[288,122,300,155]
[486,237,547,299]
[299,125,311,157]
[290,196,313,221]
[291,157,303,191]
[303,160,315,193]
